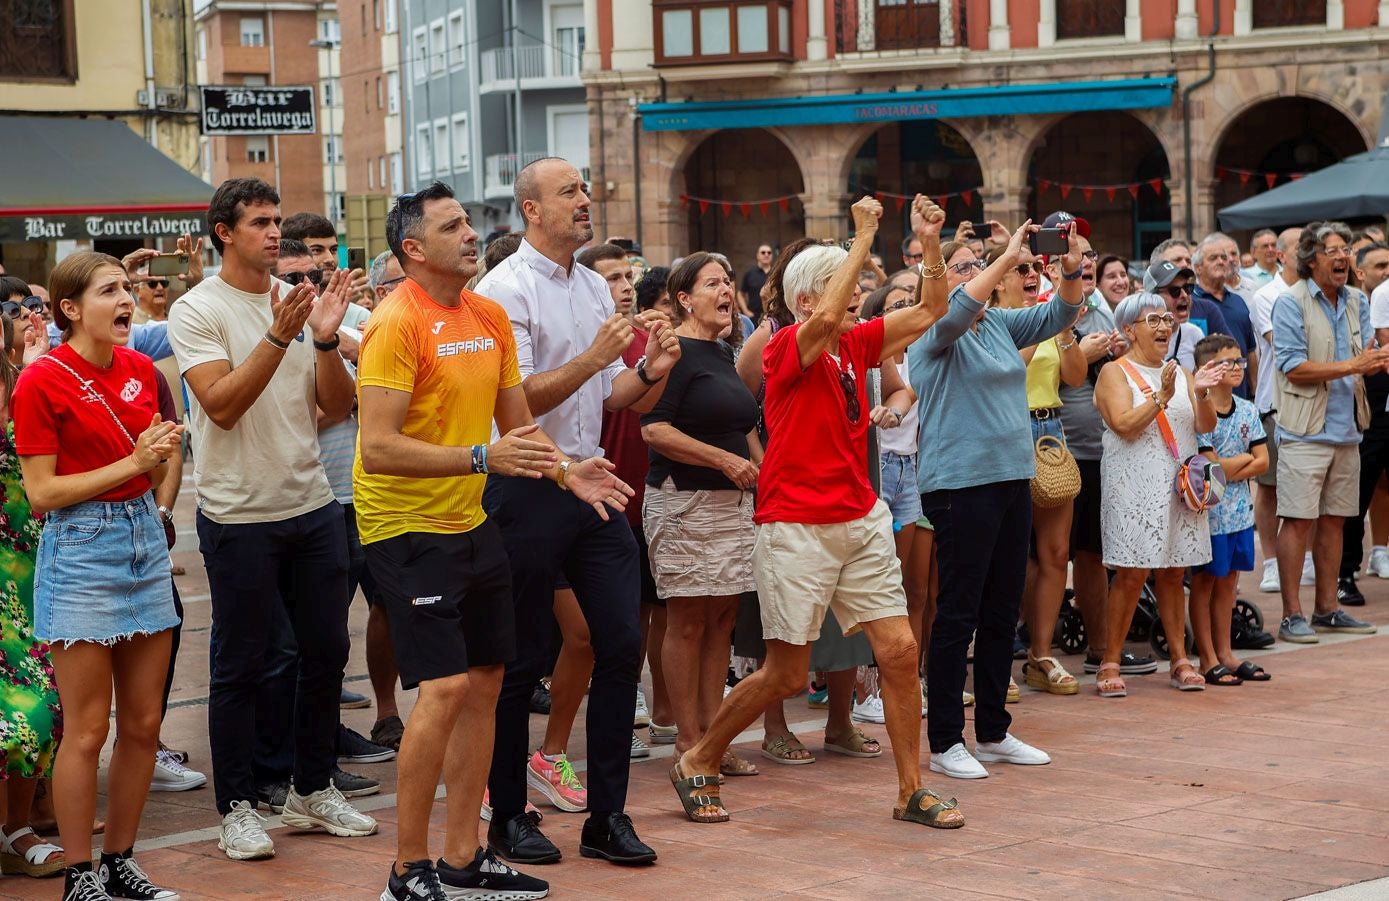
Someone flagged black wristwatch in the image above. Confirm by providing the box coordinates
[634,355,662,386]
[313,334,341,352]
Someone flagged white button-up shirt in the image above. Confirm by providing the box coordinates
[475,239,625,459]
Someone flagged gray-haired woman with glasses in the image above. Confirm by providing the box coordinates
[1093,293,1224,698]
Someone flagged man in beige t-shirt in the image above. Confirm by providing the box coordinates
[168,176,378,862]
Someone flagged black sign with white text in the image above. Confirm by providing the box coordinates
[0,212,207,243]
[200,86,317,135]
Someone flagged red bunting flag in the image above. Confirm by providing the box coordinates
[777,198,789,212]
[739,202,751,217]
[1238,172,1251,186]
[1082,187,1094,202]
[937,196,948,209]
[1149,178,1163,194]
[698,199,709,214]
[1059,184,1072,200]
[1105,187,1116,202]
[1291,173,1304,181]
[1264,173,1277,188]
[894,196,906,212]
[759,201,770,216]
[679,194,689,209]
[961,189,974,205]
[1215,167,1228,179]
[1039,179,1052,192]
[1127,184,1140,199]
[720,201,732,217]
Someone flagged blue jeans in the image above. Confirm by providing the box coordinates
[879,452,923,527]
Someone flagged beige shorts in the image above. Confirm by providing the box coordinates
[642,479,756,599]
[753,499,908,645]
[1276,440,1360,519]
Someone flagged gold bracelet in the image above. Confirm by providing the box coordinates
[557,459,572,491]
[920,259,946,280]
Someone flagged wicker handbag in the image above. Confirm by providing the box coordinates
[1030,435,1081,508]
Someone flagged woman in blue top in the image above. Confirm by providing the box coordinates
[908,222,1086,781]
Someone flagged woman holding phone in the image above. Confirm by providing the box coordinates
[13,252,184,901]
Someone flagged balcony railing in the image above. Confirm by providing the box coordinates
[484,152,591,199]
[479,42,580,88]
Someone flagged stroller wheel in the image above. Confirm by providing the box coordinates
[1148,618,1194,661]
[1233,598,1264,631]
[1057,603,1087,656]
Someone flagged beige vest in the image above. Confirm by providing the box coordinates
[1273,280,1370,437]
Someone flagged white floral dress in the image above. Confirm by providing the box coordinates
[1100,360,1212,570]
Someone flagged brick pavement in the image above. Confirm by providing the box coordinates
[2,484,1387,900]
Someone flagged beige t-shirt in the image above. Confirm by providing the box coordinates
[168,275,334,524]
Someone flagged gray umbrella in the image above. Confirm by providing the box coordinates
[1217,140,1389,230]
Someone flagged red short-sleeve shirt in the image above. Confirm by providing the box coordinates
[12,343,160,502]
[755,317,885,525]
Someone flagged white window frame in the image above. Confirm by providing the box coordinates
[433,117,449,174]
[246,135,269,163]
[367,157,375,189]
[196,27,207,61]
[384,0,397,34]
[240,17,265,47]
[387,70,400,113]
[319,18,340,42]
[450,112,470,170]
[379,156,387,191]
[447,10,466,69]
[416,124,432,178]
[412,27,428,82]
[390,151,403,194]
[429,19,446,73]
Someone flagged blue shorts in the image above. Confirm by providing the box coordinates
[1196,526,1256,578]
[879,452,923,528]
[1030,413,1065,444]
[34,492,179,647]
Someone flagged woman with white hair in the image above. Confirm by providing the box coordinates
[908,220,1085,781]
[671,195,965,830]
[1093,293,1224,697]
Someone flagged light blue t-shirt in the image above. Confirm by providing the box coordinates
[1270,283,1369,446]
[1197,395,1266,535]
[908,283,1084,493]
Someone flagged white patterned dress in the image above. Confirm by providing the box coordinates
[1100,360,1212,569]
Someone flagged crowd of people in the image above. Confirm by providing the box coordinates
[0,156,1385,901]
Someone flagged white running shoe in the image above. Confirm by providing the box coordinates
[218,800,275,861]
[281,783,378,837]
[1259,558,1280,593]
[150,747,207,792]
[974,733,1052,766]
[1370,546,1389,579]
[1301,552,1315,586]
[634,689,651,729]
[630,732,650,759]
[850,692,885,724]
[929,742,988,779]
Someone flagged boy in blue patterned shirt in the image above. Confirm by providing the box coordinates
[1190,334,1271,685]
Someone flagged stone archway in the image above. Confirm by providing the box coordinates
[846,119,985,272]
[1027,111,1172,261]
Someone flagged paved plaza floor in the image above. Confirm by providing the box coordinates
[2,484,1386,900]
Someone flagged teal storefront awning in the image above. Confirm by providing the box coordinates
[638,77,1176,132]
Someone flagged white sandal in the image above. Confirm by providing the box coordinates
[0,825,65,877]
[1025,655,1079,695]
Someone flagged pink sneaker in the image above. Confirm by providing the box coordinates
[525,750,588,812]
[480,789,543,823]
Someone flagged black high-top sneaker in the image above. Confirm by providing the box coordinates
[99,849,178,900]
[63,864,110,901]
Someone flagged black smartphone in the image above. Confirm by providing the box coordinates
[1029,228,1068,255]
[348,246,366,271]
[148,253,189,276]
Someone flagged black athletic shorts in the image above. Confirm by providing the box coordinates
[364,521,515,690]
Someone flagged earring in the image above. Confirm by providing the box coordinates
[683,306,692,314]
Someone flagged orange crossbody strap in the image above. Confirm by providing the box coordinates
[1117,358,1182,462]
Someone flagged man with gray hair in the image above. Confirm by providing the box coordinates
[1243,228,1280,289]
[1270,221,1384,643]
[1148,238,1231,338]
[366,249,405,310]
[1192,233,1257,400]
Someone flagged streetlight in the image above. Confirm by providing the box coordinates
[309,36,340,232]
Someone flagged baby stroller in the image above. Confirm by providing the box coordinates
[1057,578,1253,660]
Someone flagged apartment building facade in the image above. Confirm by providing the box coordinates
[339,0,404,256]
[586,0,1389,273]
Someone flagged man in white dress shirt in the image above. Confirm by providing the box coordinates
[475,157,680,868]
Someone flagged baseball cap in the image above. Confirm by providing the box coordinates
[1143,259,1196,293]
[1042,210,1091,239]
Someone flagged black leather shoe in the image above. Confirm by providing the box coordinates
[579,812,657,865]
[488,812,561,865]
[529,682,552,715]
[1337,576,1366,607]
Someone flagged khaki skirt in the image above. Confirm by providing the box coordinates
[642,478,756,600]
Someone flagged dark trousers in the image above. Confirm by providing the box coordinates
[199,502,349,815]
[159,580,184,721]
[1342,424,1389,577]
[922,479,1032,753]
[483,476,641,819]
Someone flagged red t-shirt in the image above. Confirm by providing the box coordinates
[12,343,160,502]
[599,325,649,528]
[755,317,884,525]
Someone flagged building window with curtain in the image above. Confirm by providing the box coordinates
[653,0,794,66]
[1253,0,1326,29]
[1056,0,1125,40]
[2,0,76,79]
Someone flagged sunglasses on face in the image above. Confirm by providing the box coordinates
[949,260,986,275]
[144,278,169,289]
[1081,250,1099,261]
[886,297,913,313]
[1142,312,1177,329]
[1158,284,1190,299]
[1014,261,1045,276]
[281,269,324,287]
[2,296,46,319]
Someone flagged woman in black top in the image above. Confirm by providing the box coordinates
[641,252,761,784]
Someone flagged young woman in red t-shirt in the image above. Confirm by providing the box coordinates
[11,252,184,901]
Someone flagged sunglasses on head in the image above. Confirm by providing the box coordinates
[1014,261,1045,276]
[281,269,324,287]
[1157,284,1190,299]
[2,296,46,319]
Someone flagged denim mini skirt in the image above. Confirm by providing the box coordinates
[34,492,178,647]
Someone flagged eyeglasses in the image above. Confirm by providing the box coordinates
[1081,250,1099,261]
[281,269,324,287]
[1142,312,1177,329]
[1318,245,1352,258]
[1014,261,1045,276]
[904,253,924,262]
[1157,284,1191,299]
[1215,357,1249,370]
[1,296,46,319]
[886,298,913,313]
[949,260,986,275]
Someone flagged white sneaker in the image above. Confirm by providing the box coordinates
[1370,546,1389,579]
[281,783,378,837]
[851,692,886,724]
[218,800,274,860]
[1301,552,1315,586]
[1259,558,1280,593]
[150,747,207,792]
[634,688,651,729]
[630,732,650,759]
[929,742,988,779]
[974,733,1052,766]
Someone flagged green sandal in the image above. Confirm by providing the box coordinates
[670,761,728,823]
[760,734,816,766]
[892,788,965,829]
